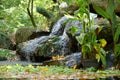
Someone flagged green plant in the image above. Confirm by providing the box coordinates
[0,49,15,60]
[70,0,107,67]
[92,0,120,68]
[0,0,57,33]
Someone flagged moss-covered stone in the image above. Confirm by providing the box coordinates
[15,27,36,44]
[38,36,60,56]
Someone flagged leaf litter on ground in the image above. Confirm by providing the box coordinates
[0,64,120,79]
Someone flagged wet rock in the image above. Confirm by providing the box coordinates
[50,16,68,36]
[0,60,42,66]
[106,51,115,69]
[0,31,12,49]
[43,52,82,68]
[38,33,71,57]
[17,33,71,62]
[17,16,72,62]
[82,59,100,69]
[17,36,49,61]
[64,52,82,68]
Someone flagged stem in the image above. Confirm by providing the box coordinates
[87,1,91,28]
[31,0,33,16]
[27,0,37,28]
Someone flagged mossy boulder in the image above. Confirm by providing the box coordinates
[15,27,35,44]
[0,31,12,49]
[15,27,50,44]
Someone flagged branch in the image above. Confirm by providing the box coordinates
[27,0,37,28]
[31,0,33,16]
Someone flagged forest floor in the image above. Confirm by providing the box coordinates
[0,50,120,79]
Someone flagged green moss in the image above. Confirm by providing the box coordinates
[15,27,36,44]
[38,36,60,56]
[36,6,53,19]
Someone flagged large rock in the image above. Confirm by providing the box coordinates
[43,52,82,68]
[50,16,68,36]
[17,36,50,61]
[64,52,82,68]
[15,27,35,44]
[38,33,71,57]
[15,27,50,44]
[17,32,71,62]
[16,16,85,62]
[17,16,72,62]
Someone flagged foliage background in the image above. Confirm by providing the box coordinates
[0,0,57,33]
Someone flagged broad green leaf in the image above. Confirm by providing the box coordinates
[91,32,97,43]
[71,26,79,36]
[99,39,107,48]
[100,48,106,56]
[94,44,100,53]
[82,44,91,53]
[76,33,85,44]
[93,4,110,19]
[106,0,117,29]
[99,52,106,67]
[114,26,120,43]
[116,0,120,3]
[82,44,91,58]
[106,0,115,17]
[96,54,100,62]
[112,12,117,29]
[115,44,120,54]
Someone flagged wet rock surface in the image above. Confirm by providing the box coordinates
[43,52,82,68]
[0,60,42,66]
[106,51,115,69]
[17,16,73,62]
[50,16,68,36]
[64,52,82,68]
[17,36,50,61]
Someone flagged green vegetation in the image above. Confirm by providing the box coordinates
[93,0,120,68]
[0,49,15,60]
[0,0,120,79]
[70,0,107,67]
[0,64,119,79]
[0,0,57,33]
